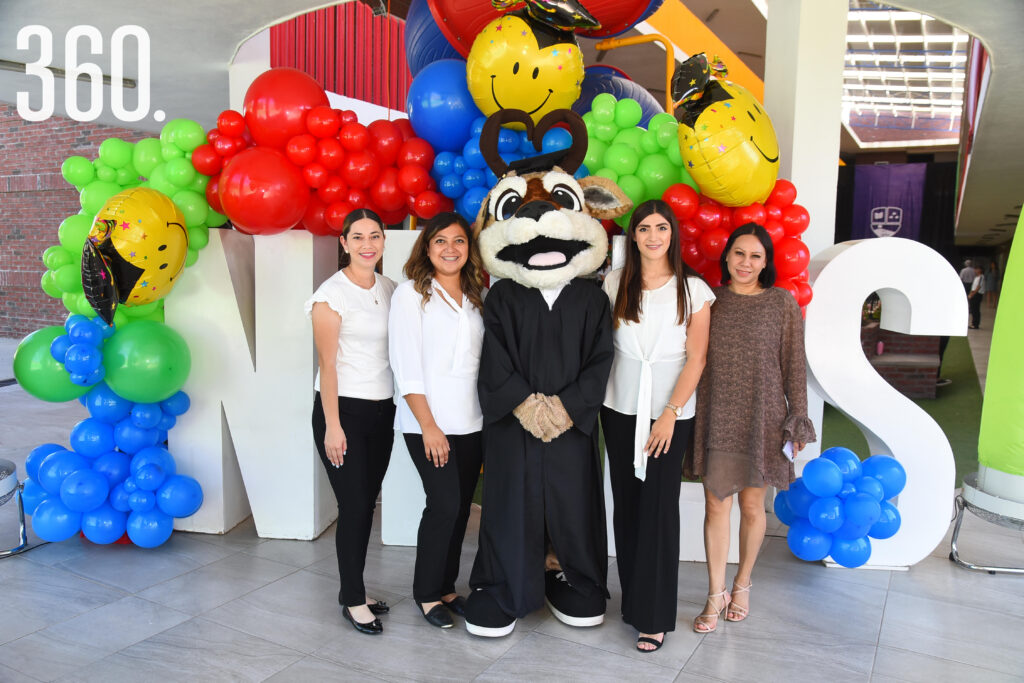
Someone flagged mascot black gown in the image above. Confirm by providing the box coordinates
[464,109,631,637]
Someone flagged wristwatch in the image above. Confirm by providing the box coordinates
[665,402,683,418]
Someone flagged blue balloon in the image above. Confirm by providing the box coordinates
[128,490,156,512]
[485,168,499,187]
[460,186,490,221]
[68,317,104,346]
[157,430,168,445]
[861,454,906,499]
[70,418,115,457]
[773,490,795,526]
[821,446,863,482]
[868,500,901,539]
[838,481,857,499]
[801,458,844,498]
[574,164,590,180]
[50,334,72,363]
[542,127,573,153]
[785,479,816,518]
[135,464,167,492]
[835,493,881,540]
[114,418,160,454]
[462,168,486,189]
[499,150,523,166]
[156,413,177,431]
[470,116,487,138]
[31,498,82,542]
[157,475,204,518]
[59,469,110,512]
[21,477,50,516]
[452,156,467,176]
[406,59,481,152]
[127,509,174,547]
[122,477,138,493]
[497,128,520,153]
[786,519,832,561]
[86,382,134,423]
[131,446,177,479]
[518,130,536,155]
[97,319,116,338]
[829,535,872,568]
[26,443,64,482]
[130,403,163,430]
[72,365,105,387]
[403,0,461,78]
[64,314,90,334]
[36,449,90,495]
[92,451,132,486]
[159,391,190,417]
[808,496,845,534]
[81,503,127,544]
[854,475,885,502]
[433,150,457,177]
[109,483,132,512]
[439,173,464,199]
[462,138,487,170]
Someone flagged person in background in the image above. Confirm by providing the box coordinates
[389,212,486,629]
[307,209,397,636]
[968,264,985,329]
[959,259,975,295]
[985,261,999,306]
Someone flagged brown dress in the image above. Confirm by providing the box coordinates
[690,286,816,499]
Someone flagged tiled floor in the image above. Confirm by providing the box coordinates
[1,296,1021,682]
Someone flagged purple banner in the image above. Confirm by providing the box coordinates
[851,163,927,240]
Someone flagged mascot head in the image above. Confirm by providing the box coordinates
[474,109,631,289]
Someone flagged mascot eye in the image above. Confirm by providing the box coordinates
[495,188,524,220]
[550,184,581,211]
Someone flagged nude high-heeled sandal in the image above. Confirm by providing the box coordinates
[692,588,730,633]
[726,581,752,622]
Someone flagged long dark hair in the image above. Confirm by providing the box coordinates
[613,199,699,328]
[339,208,384,269]
[719,222,776,287]
[403,212,485,311]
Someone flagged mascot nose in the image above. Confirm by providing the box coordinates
[515,200,558,221]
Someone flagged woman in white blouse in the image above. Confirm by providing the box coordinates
[307,209,397,636]
[601,199,714,652]
[389,212,486,630]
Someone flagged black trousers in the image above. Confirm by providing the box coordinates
[969,294,982,328]
[312,392,395,607]
[405,431,482,603]
[601,407,693,633]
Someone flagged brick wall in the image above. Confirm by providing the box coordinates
[0,103,148,338]
[861,323,940,399]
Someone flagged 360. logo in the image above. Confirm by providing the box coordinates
[16,24,162,123]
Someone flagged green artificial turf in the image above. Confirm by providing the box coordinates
[821,335,982,487]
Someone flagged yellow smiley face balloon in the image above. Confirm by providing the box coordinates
[676,78,780,207]
[466,12,584,127]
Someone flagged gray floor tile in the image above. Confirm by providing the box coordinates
[0,596,189,681]
[179,516,268,552]
[477,631,678,682]
[0,662,43,683]
[889,551,1024,615]
[137,553,298,615]
[240,526,338,568]
[61,618,302,683]
[872,646,1022,683]
[264,655,389,682]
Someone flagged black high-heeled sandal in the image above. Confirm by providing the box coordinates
[342,606,383,635]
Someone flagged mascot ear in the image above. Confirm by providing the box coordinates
[579,176,632,220]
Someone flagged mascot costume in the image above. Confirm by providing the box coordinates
[464,109,632,637]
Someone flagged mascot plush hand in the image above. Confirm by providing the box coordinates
[464,108,631,638]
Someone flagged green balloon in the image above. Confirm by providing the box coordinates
[614,98,643,129]
[112,308,129,328]
[116,165,141,187]
[164,158,197,188]
[133,138,163,177]
[595,168,619,183]
[617,173,646,207]
[679,165,699,192]
[103,320,191,403]
[80,180,122,216]
[13,326,90,403]
[53,263,82,293]
[42,245,72,270]
[640,130,661,155]
[161,119,206,153]
[666,141,683,166]
[187,225,210,250]
[591,93,617,123]
[95,163,118,183]
[187,172,209,195]
[612,127,644,149]
[656,120,679,150]
[647,113,677,133]
[61,156,95,187]
[172,190,209,228]
[604,143,640,176]
[581,111,596,134]
[40,270,62,298]
[616,210,634,229]
[583,138,608,174]
[122,301,160,318]
[58,215,92,254]
[99,138,134,169]
[145,165,179,198]
[592,121,617,143]
[76,295,96,316]
[205,209,228,228]
[161,143,185,161]
[637,153,678,200]
[185,248,199,267]
[61,292,78,314]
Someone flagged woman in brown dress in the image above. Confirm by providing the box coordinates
[690,223,816,633]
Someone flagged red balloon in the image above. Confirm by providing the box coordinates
[301,195,333,236]
[285,134,318,167]
[345,188,369,208]
[317,138,346,171]
[397,138,435,170]
[325,201,355,233]
[438,196,455,213]
[774,237,811,280]
[303,162,329,189]
[765,203,782,222]
[781,204,810,236]
[213,135,240,157]
[317,176,349,204]
[764,220,785,245]
[217,110,246,138]
[794,269,810,282]
[678,220,701,241]
[219,147,311,235]
[207,129,222,145]
[368,120,403,167]
[397,164,431,195]
[191,144,222,176]
[305,105,341,138]
[371,167,405,212]
[732,202,767,227]
[378,206,409,225]
[205,174,223,214]
[662,183,699,221]
[394,118,415,141]
[767,178,797,208]
[698,227,730,262]
[681,240,704,269]
[412,190,444,220]
[337,109,359,125]
[342,151,381,190]
[694,203,722,232]
[701,265,722,288]
[776,278,800,301]
[795,280,813,307]
[243,67,329,149]
[339,123,371,153]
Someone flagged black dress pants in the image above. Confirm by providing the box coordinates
[969,294,982,328]
[312,392,395,607]
[405,431,482,603]
[601,407,693,633]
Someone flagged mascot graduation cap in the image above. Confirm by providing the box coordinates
[464,108,631,637]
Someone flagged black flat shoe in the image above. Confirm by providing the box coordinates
[442,595,466,616]
[368,600,390,615]
[343,606,383,635]
[417,601,454,628]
